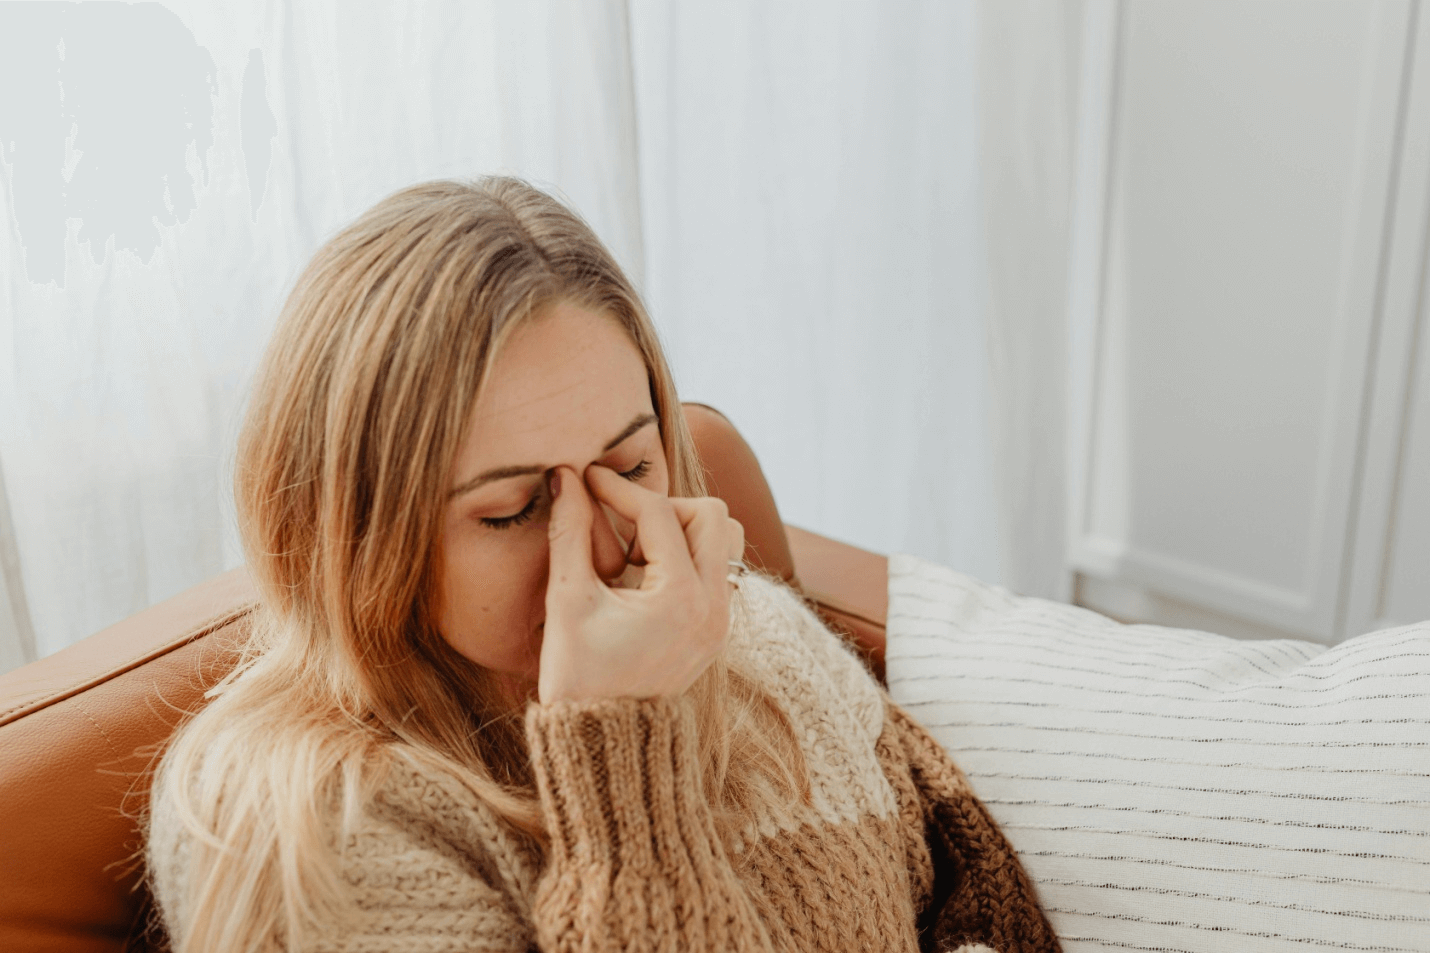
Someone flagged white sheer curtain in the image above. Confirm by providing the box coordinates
[0,0,1080,672]
[0,0,642,665]
[977,0,1084,600]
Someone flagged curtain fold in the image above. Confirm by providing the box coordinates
[0,456,35,671]
[976,0,1084,600]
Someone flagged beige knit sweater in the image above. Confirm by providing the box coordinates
[149,573,1059,953]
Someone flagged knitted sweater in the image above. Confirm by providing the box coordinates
[148,573,1060,953]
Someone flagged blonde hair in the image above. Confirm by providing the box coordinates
[147,178,806,952]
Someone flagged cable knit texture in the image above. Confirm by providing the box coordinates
[149,573,1060,953]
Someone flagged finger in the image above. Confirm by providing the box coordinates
[585,465,694,582]
[726,517,746,563]
[591,500,631,581]
[723,516,746,589]
[664,497,734,593]
[622,508,649,567]
[546,466,599,590]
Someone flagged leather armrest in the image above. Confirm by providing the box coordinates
[785,525,888,683]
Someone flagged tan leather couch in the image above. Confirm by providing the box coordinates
[0,404,889,953]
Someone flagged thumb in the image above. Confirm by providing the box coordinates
[546,466,597,589]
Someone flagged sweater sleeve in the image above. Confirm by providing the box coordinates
[875,698,1062,953]
[525,694,779,953]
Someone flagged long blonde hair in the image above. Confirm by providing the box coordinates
[148,178,805,953]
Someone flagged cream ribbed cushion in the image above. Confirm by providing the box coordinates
[885,554,1430,953]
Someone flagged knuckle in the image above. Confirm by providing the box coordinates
[704,497,729,521]
[639,493,672,519]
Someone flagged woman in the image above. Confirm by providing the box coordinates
[146,177,1060,953]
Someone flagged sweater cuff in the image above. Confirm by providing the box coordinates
[526,695,714,870]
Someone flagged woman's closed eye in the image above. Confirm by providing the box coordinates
[616,459,651,482]
[478,459,652,529]
[479,495,541,530]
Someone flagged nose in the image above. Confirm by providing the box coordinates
[590,500,633,582]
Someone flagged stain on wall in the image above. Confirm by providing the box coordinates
[0,2,216,286]
[241,48,277,221]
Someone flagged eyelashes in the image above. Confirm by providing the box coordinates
[616,459,651,483]
[478,497,540,531]
[478,459,652,530]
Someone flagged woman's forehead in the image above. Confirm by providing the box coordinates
[458,303,654,472]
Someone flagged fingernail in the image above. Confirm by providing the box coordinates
[548,469,561,499]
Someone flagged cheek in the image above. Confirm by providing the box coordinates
[437,524,550,669]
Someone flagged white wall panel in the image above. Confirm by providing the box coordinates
[1074,0,1413,641]
[1343,4,1430,638]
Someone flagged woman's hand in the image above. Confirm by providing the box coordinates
[538,463,744,704]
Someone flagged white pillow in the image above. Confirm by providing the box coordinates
[885,554,1430,953]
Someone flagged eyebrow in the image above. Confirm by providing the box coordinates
[448,412,659,498]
